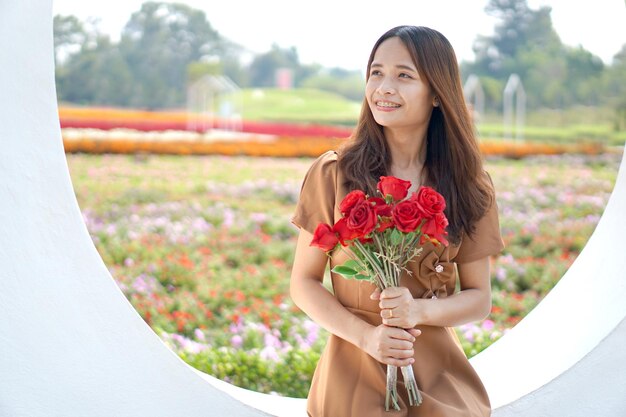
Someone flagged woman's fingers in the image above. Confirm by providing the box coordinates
[367,324,422,366]
[407,328,422,338]
[387,327,415,340]
[382,315,414,329]
[387,339,414,351]
[388,347,414,358]
[383,355,415,367]
[381,286,410,299]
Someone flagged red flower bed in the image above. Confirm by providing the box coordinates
[59,106,354,138]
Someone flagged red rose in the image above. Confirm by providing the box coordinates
[421,212,449,246]
[339,190,366,216]
[377,217,394,233]
[333,218,360,246]
[346,199,377,237]
[378,176,412,201]
[392,199,424,233]
[419,234,442,246]
[413,186,446,217]
[368,197,392,217]
[310,223,339,252]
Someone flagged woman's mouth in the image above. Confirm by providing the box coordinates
[375,101,401,111]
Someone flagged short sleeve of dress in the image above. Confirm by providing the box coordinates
[453,185,505,264]
[291,150,338,235]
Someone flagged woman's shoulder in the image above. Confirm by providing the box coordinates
[292,150,340,234]
[311,150,338,168]
[301,150,339,184]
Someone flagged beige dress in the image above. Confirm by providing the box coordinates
[292,151,505,417]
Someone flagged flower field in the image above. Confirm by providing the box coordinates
[59,106,355,136]
[67,152,620,398]
[58,105,611,158]
[61,127,607,159]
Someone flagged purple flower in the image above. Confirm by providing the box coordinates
[132,273,158,295]
[495,267,507,282]
[230,335,243,349]
[194,328,206,342]
[482,319,495,331]
[250,212,268,223]
[222,209,235,228]
[260,346,280,362]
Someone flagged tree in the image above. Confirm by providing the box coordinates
[564,46,604,106]
[464,0,608,109]
[56,34,133,106]
[54,15,133,106]
[471,0,561,76]
[248,44,301,87]
[301,68,364,101]
[118,1,225,108]
[604,44,626,129]
[53,15,88,64]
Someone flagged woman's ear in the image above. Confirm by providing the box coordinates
[433,96,440,107]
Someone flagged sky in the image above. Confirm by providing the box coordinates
[52,0,626,72]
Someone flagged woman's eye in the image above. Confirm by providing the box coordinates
[370,70,382,76]
[399,73,412,79]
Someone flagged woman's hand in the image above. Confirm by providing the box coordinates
[371,286,423,329]
[362,324,421,367]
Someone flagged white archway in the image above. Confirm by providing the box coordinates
[503,74,526,141]
[463,74,485,125]
[1,2,625,416]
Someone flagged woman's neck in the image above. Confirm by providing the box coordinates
[383,128,428,192]
[385,127,427,177]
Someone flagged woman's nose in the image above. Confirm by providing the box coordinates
[376,77,396,95]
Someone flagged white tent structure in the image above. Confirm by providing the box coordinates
[463,74,485,124]
[186,74,243,132]
[503,74,526,141]
[1,2,625,416]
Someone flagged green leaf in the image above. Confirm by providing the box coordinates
[390,228,403,245]
[354,274,372,281]
[331,265,358,277]
[343,259,361,270]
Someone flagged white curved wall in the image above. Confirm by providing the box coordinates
[0,1,624,416]
[478,145,626,415]
[0,2,272,416]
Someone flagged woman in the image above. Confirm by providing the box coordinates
[290,25,504,416]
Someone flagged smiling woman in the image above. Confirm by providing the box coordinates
[2,2,626,417]
[290,26,504,416]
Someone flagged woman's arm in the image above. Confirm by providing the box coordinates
[290,229,420,366]
[373,256,492,328]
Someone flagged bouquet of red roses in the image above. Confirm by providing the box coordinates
[310,176,449,411]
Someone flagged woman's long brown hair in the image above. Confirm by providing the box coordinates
[338,25,494,245]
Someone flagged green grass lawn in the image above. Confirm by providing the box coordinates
[224,88,624,145]
[223,88,362,125]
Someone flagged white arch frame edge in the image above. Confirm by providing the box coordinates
[1,2,625,416]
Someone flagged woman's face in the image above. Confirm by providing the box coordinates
[365,36,435,134]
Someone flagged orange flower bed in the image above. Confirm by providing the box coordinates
[62,134,605,158]
[478,140,605,158]
[59,106,191,123]
[62,136,346,158]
